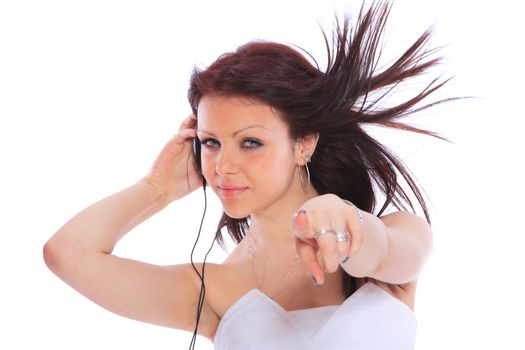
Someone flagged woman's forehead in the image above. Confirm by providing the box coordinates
[197,95,288,131]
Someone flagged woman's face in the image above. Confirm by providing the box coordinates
[196,95,299,219]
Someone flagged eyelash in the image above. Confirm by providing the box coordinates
[242,139,263,149]
[200,138,263,150]
[199,138,219,149]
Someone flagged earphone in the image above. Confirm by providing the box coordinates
[192,134,203,176]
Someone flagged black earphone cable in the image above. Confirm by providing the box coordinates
[188,179,214,350]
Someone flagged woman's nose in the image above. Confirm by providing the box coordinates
[215,148,238,175]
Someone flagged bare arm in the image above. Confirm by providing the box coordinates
[43,115,219,337]
[43,180,195,327]
[341,210,433,285]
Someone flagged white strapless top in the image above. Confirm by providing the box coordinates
[214,282,416,350]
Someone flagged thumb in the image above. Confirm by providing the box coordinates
[292,210,310,240]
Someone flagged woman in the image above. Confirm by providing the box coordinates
[44,2,447,349]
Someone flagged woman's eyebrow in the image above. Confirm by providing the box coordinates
[197,125,267,137]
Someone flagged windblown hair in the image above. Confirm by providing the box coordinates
[188,1,450,296]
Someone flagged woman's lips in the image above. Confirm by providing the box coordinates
[218,185,248,198]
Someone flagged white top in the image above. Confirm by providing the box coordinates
[214,282,417,350]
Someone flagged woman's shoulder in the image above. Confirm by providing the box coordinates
[164,256,249,340]
[193,242,253,316]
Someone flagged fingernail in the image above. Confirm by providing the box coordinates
[292,210,307,223]
[311,276,322,288]
[341,256,350,264]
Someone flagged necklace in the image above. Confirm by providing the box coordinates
[247,233,299,300]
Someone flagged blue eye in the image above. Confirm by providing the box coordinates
[200,138,220,149]
[242,138,262,149]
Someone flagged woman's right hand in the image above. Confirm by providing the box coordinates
[144,114,203,205]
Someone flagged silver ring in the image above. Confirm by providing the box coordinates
[334,228,350,243]
[314,228,333,240]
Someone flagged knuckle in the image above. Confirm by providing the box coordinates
[308,209,323,225]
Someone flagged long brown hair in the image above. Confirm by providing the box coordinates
[188,1,451,296]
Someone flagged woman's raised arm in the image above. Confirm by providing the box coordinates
[43,115,219,338]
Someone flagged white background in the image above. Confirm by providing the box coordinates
[1,0,524,349]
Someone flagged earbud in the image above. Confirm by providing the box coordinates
[192,136,202,175]
[192,135,207,187]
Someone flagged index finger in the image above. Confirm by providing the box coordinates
[292,211,325,286]
[178,114,197,132]
[295,239,325,287]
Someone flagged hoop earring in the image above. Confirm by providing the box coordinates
[299,155,311,190]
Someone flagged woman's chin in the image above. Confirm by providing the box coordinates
[221,207,251,220]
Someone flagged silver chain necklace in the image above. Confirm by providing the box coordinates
[247,233,299,300]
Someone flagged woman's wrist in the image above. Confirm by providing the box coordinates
[141,177,170,209]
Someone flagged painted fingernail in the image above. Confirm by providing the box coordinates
[292,210,307,223]
[341,256,350,264]
[311,276,322,288]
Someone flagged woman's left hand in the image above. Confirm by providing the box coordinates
[292,194,364,286]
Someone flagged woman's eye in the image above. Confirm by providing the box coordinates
[200,138,220,149]
[242,139,262,149]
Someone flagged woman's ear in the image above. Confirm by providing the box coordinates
[295,133,319,164]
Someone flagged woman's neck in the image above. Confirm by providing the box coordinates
[248,185,318,248]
